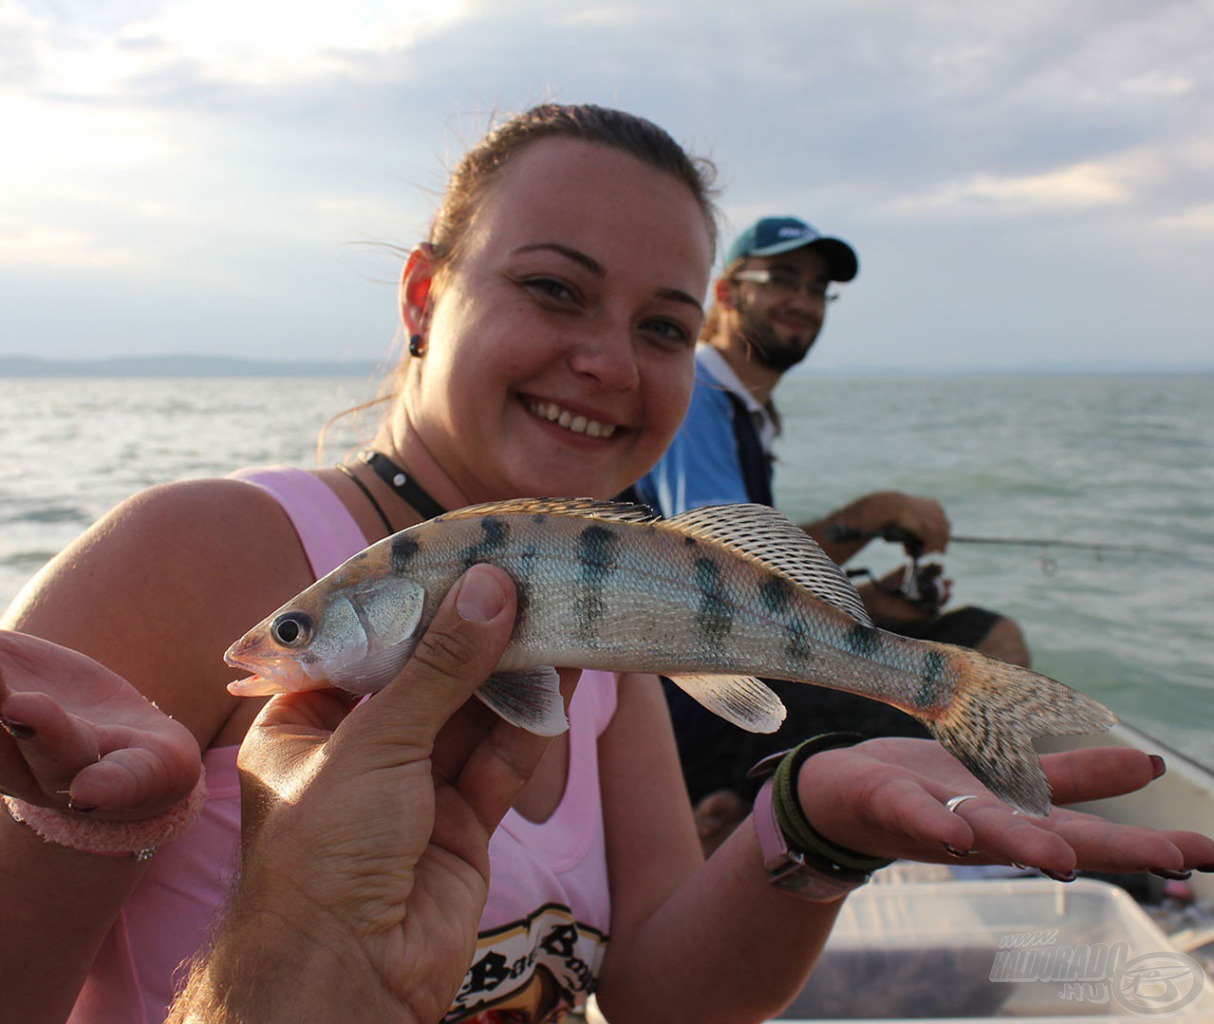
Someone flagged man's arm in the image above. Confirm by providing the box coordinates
[802,490,951,565]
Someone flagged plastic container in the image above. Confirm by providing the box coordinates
[773,877,1214,1022]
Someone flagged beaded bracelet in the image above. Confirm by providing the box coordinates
[2,770,207,861]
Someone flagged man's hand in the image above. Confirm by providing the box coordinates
[169,565,575,1024]
[807,491,950,564]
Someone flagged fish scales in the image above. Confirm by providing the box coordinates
[381,512,944,707]
[226,498,1116,815]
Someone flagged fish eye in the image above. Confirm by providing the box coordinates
[270,612,313,647]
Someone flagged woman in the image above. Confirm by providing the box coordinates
[2,103,1211,1024]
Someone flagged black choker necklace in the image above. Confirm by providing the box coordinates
[357,449,449,522]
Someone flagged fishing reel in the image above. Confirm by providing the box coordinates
[839,524,950,612]
[896,562,950,610]
[847,560,950,613]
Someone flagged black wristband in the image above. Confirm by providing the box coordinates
[752,732,895,875]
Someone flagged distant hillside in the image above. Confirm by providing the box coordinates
[4,353,1209,379]
[0,354,383,378]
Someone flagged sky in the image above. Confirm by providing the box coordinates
[3,0,1213,372]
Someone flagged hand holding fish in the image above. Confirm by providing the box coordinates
[169,566,574,1023]
[793,737,1214,877]
[0,630,201,821]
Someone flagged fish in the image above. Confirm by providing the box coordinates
[224,498,1115,815]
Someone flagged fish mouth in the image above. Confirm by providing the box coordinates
[223,645,302,695]
[223,638,274,678]
[524,397,620,439]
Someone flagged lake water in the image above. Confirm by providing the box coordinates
[2,372,1211,768]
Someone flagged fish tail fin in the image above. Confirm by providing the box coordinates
[924,647,1116,817]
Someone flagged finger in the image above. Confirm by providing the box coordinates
[946,799,1078,873]
[1041,747,1162,804]
[0,690,100,801]
[336,564,517,769]
[0,734,39,800]
[455,667,579,831]
[253,688,356,736]
[69,744,200,819]
[236,689,355,801]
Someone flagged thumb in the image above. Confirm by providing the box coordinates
[336,564,518,764]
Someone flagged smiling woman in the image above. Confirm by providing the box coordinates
[0,101,728,1024]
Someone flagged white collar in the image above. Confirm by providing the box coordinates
[695,344,764,414]
[695,344,776,446]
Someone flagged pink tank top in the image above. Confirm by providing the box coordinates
[71,467,616,1024]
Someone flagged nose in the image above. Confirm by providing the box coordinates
[568,324,641,392]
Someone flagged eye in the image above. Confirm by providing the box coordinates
[522,276,578,305]
[270,612,313,647]
[640,316,694,349]
[768,268,801,291]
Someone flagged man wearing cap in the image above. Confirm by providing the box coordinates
[635,216,1030,851]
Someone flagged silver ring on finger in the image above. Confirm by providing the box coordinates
[945,794,979,814]
[944,795,980,855]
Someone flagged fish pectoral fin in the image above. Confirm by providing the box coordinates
[333,637,418,695]
[667,674,786,734]
[476,667,569,737]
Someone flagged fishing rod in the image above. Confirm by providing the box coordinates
[827,524,1159,556]
[950,534,1156,555]
[826,524,1165,579]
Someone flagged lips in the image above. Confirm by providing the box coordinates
[525,398,619,439]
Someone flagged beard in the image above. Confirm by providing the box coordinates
[736,305,820,373]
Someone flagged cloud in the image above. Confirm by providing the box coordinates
[3,0,1213,367]
[0,224,131,267]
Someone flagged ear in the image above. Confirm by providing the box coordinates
[399,244,436,335]
[713,275,738,312]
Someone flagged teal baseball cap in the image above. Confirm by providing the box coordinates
[725,216,858,282]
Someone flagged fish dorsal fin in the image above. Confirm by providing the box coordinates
[436,497,660,525]
[667,503,873,626]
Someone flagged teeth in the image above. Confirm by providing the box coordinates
[529,400,617,439]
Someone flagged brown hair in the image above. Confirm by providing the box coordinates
[429,103,720,272]
[699,257,746,342]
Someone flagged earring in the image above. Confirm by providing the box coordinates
[408,334,425,358]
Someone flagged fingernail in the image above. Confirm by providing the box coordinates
[0,715,35,740]
[944,844,978,858]
[1042,869,1078,883]
[1151,867,1192,881]
[456,567,506,623]
[1149,755,1166,779]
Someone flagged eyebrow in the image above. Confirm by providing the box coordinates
[514,242,704,314]
[515,242,604,275]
